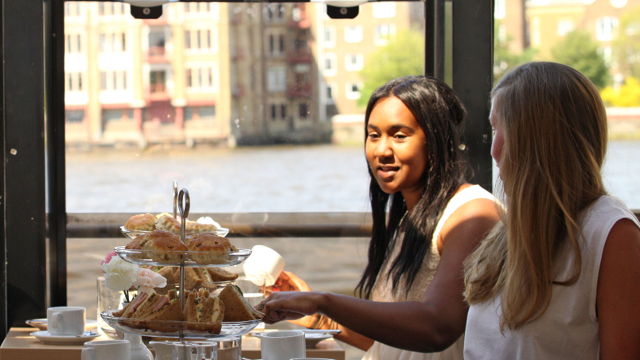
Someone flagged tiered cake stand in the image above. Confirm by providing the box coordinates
[101,183,258,342]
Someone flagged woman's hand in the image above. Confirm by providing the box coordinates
[257,291,325,324]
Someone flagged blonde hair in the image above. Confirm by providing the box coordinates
[464,62,608,330]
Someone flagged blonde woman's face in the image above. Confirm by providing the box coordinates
[490,99,505,169]
[366,96,427,208]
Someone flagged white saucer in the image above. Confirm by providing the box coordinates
[26,319,98,331]
[305,333,332,348]
[31,330,100,345]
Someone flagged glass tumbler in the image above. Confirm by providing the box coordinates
[172,341,218,360]
[96,276,124,337]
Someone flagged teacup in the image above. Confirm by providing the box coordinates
[243,245,285,287]
[81,340,131,360]
[260,330,305,360]
[47,306,86,336]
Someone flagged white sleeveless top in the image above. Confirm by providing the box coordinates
[362,185,495,360]
[464,195,640,360]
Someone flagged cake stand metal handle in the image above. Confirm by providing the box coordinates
[177,187,190,343]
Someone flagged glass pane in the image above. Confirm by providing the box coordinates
[64,1,424,214]
[495,0,640,209]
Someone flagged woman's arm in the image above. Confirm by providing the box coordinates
[261,198,499,352]
[269,272,375,350]
[597,218,640,360]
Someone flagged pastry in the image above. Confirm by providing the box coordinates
[206,267,239,282]
[218,284,264,322]
[185,220,218,233]
[124,213,157,231]
[125,233,151,259]
[141,229,187,263]
[186,233,236,264]
[155,213,181,233]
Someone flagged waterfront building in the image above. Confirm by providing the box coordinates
[64,2,327,147]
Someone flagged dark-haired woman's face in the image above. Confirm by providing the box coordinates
[366,96,427,210]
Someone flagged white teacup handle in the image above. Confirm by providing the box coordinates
[81,347,95,360]
[50,312,63,330]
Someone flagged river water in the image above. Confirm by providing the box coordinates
[65,141,640,359]
[67,140,640,212]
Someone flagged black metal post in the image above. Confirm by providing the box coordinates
[45,0,68,308]
[3,0,48,333]
[451,0,494,192]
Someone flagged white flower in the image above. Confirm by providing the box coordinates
[133,268,167,289]
[101,256,139,292]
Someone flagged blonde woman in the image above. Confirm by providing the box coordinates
[464,62,640,360]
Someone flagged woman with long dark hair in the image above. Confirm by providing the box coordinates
[259,75,499,359]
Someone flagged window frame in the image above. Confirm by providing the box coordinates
[0,0,494,340]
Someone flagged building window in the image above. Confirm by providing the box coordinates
[267,4,285,21]
[596,17,618,41]
[66,109,85,123]
[65,2,81,17]
[66,34,83,54]
[494,0,506,19]
[186,65,216,91]
[299,103,308,119]
[281,104,287,119]
[324,53,337,76]
[185,28,216,52]
[267,66,287,92]
[185,106,216,121]
[279,35,285,53]
[122,71,127,90]
[326,83,336,103]
[372,2,396,18]
[150,71,166,93]
[557,20,574,37]
[100,71,107,90]
[374,24,396,46]
[66,72,84,92]
[344,26,363,43]
[271,104,278,120]
[532,17,541,47]
[497,24,507,44]
[324,26,336,48]
[99,31,126,53]
[346,83,362,100]
[345,53,364,71]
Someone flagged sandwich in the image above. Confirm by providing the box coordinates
[137,290,184,332]
[184,288,225,333]
[218,284,264,322]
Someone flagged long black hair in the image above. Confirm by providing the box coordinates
[355,76,469,299]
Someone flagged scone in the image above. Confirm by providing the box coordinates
[186,233,235,264]
[207,267,239,282]
[141,229,187,263]
[125,233,152,259]
[185,220,218,233]
[124,213,156,231]
[155,213,181,233]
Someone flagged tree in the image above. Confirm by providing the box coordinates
[493,20,537,83]
[614,7,640,79]
[601,77,640,107]
[551,30,610,89]
[357,29,424,108]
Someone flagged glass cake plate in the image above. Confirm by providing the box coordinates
[115,246,252,267]
[101,310,260,339]
[120,225,230,239]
